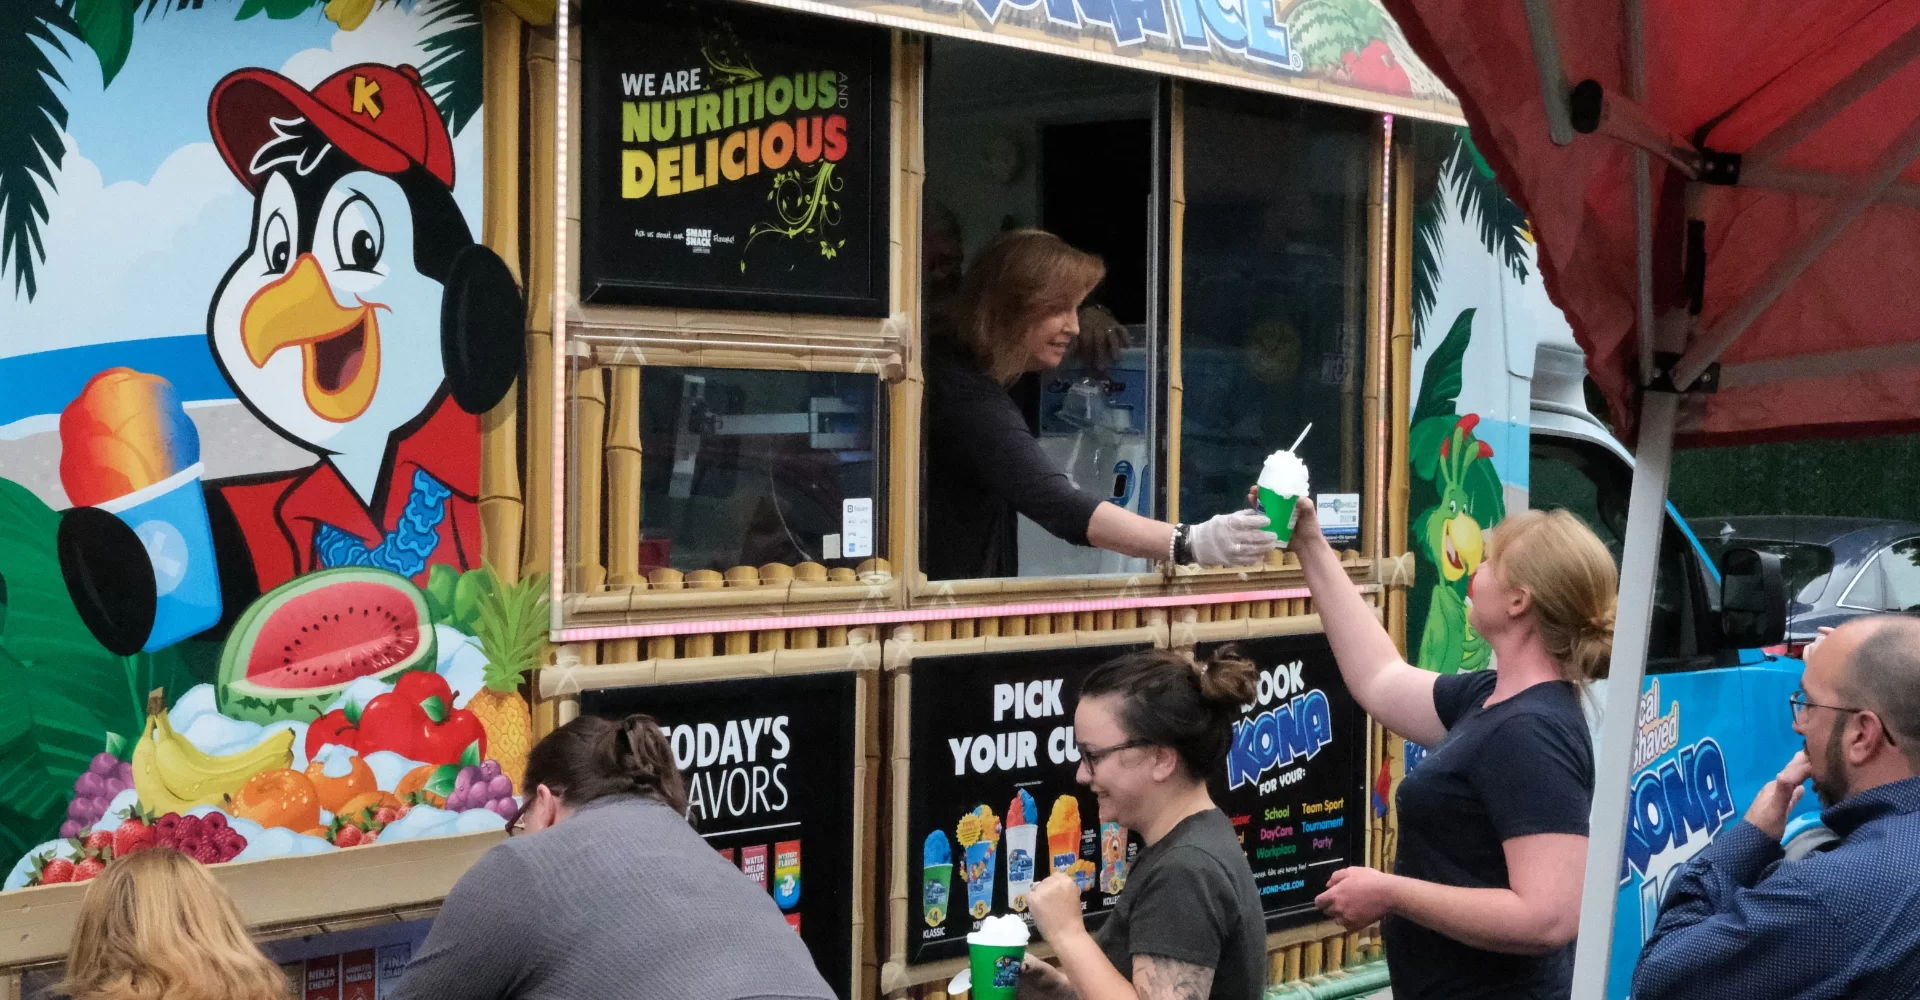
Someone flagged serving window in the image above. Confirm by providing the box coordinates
[916,37,1168,588]
[1177,88,1377,557]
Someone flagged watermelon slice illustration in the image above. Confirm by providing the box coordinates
[216,567,438,723]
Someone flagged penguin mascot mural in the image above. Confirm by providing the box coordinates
[58,64,523,656]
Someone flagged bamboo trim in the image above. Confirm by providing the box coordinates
[570,364,607,593]
[909,570,1163,604]
[604,366,643,587]
[1364,115,1389,560]
[479,2,525,581]
[1166,82,1185,525]
[1388,123,1416,657]
[524,30,558,586]
[889,31,925,597]
[537,641,880,697]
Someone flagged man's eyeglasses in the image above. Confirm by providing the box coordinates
[1075,738,1152,769]
[504,797,531,837]
[1790,690,1899,746]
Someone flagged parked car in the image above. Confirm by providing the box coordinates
[1689,516,1920,655]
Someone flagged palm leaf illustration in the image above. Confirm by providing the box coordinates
[1411,128,1533,346]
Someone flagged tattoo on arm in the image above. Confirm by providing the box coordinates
[1132,955,1215,1000]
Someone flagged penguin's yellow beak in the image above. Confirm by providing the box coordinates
[241,253,382,424]
[1440,515,1484,583]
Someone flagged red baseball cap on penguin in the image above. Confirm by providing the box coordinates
[208,63,454,192]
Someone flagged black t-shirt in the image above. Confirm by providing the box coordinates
[1384,669,1593,1000]
[922,344,1103,580]
[1094,809,1266,1000]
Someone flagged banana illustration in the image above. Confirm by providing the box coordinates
[132,689,293,815]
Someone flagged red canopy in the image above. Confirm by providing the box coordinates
[1382,0,1920,447]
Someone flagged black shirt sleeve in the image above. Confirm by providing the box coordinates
[926,357,1103,546]
[1431,669,1498,730]
[1465,712,1594,840]
[1117,846,1237,969]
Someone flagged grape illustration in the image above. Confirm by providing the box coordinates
[61,753,135,838]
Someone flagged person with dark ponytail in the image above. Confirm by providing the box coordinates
[1292,500,1613,1000]
[388,714,835,1000]
[1020,647,1267,1000]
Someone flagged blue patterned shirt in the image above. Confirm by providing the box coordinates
[1632,776,1920,999]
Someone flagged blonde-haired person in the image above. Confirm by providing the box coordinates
[1296,503,1612,1000]
[923,229,1274,581]
[55,847,287,1000]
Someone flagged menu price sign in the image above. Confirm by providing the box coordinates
[1197,633,1366,931]
[581,672,860,997]
[579,0,890,314]
[905,642,1152,966]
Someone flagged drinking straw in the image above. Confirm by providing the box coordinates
[1288,423,1313,453]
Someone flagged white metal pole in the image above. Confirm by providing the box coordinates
[1570,389,1678,1000]
[1522,0,1575,145]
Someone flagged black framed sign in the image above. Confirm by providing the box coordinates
[903,642,1152,966]
[579,0,891,314]
[580,671,861,997]
[1197,632,1367,932]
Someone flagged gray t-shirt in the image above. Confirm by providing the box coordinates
[389,795,834,1000]
[1094,809,1267,1000]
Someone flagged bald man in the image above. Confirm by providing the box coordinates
[1633,615,1920,999]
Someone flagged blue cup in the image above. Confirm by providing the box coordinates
[99,463,222,651]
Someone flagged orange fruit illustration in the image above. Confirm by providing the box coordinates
[228,769,322,831]
[306,753,376,813]
[394,765,446,807]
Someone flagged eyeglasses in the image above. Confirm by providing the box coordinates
[1790,690,1899,747]
[1075,738,1152,769]
[504,797,531,837]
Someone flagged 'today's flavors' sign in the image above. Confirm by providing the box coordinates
[579,0,889,314]
[904,643,1151,965]
[1198,633,1366,930]
[580,671,860,997]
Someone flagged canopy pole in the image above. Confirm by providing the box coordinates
[1626,0,1655,384]
[1746,20,1920,168]
[1674,109,1920,389]
[1570,388,1677,1000]
[1522,0,1575,145]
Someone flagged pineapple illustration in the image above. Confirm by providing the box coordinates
[468,570,551,793]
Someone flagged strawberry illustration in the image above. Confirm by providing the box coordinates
[42,857,76,884]
[83,830,114,861]
[334,824,364,848]
[114,817,155,859]
[73,858,105,882]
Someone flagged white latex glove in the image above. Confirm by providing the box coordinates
[1189,510,1277,566]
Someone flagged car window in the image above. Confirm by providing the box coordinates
[1879,539,1920,612]
[1530,437,1700,666]
[1694,537,1834,605]
[1841,554,1890,611]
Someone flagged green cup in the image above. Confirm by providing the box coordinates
[965,940,1027,1000]
[1258,486,1301,544]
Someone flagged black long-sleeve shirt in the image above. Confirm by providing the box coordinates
[923,345,1101,580]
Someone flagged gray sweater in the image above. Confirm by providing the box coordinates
[389,795,835,1000]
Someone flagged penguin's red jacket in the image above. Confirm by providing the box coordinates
[212,393,482,591]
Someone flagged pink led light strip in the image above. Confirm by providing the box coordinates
[553,584,1348,641]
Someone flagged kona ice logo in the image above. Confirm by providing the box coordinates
[1226,660,1333,791]
[1619,736,1737,883]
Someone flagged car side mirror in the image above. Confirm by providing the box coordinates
[1721,547,1786,648]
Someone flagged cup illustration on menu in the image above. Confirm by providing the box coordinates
[1005,790,1038,911]
[1257,445,1311,545]
[957,804,1002,919]
[773,840,801,910]
[1046,796,1096,890]
[923,831,954,927]
[60,368,221,650]
[1099,822,1129,894]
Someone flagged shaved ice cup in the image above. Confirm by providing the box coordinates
[97,463,222,650]
[1256,487,1301,545]
[966,916,1029,1000]
[1257,449,1310,546]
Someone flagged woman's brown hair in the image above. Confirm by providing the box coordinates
[935,229,1105,384]
[1484,508,1619,682]
[55,847,288,1000]
[1080,646,1259,779]
[522,713,689,814]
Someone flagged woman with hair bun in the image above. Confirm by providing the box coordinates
[388,714,835,1000]
[1021,647,1267,1000]
[1293,501,1614,1000]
